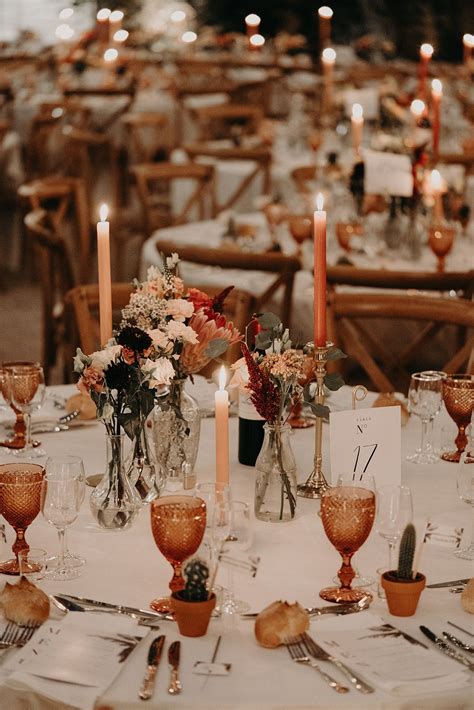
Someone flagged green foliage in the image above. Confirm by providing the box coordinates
[180,559,210,602]
[326,347,348,362]
[205,338,229,359]
[396,523,416,580]
[323,372,345,391]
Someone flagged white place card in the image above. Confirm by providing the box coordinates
[363,148,413,197]
[329,406,401,486]
[343,87,379,120]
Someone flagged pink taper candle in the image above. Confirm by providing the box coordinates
[215,366,229,485]
[418,43,433,99]
[431,79,442,163]
[97,204,112,346]
[314,193,327,347]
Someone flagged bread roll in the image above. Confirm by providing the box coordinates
[372,392,409,426]
[0,576,50,625]
[461,578,474,614]
[255,600,309,648]
[66,392,96,420]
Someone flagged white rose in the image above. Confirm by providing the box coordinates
[148,328,169,349]
[166,298,194,321]
[90,345,122,371]
[143,357,175,387]
[99,402,115,423]
[167,320,199,344]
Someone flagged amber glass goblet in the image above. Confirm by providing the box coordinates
[150,495,207,613]
[336,221,364,252]
[320,475,376,603]
[0,463,45,575]
[0,362,41,450]
[10,364,45,454]
[428,226,455,272]
[441,374,474,463]
[288,215,312,258]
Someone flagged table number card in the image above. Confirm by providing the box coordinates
[329,406,401,486]
[363,148,413,197]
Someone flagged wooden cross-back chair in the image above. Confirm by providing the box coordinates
[170,76,235,145]
[131,162,215,236]
[26,113,63,177]
[191,103,263,142]
[24,209,76,383]
[155,239,300,329]
[184,142,271,213]
[122,112,169,164]
[327,292,474,392]
[62,85,136,131]
[18,176,91,282]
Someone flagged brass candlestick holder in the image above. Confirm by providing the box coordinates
[297,341,332,499]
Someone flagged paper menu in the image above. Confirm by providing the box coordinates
[329,405,401,486]
[363,148,413,197]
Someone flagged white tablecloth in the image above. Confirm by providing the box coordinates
[0,383,472,709]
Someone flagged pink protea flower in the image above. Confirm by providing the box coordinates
[180,309,241,375]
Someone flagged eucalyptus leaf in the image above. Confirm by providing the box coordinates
[326,347,348,362]
[324,372,345,391]
[205,338,228,359]
[305,401,331,418]
[255,332,272,350]
[256,312,281,330]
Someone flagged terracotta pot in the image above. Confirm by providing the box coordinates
[381,572,426,617]
[171,593,216,637]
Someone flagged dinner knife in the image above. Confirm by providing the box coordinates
[139,635,165,700]
[419,626,474,671]
[55,594,167,620]
[426,579,469,589]
[167,641,182,694]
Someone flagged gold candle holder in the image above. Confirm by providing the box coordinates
[297,341,332,499]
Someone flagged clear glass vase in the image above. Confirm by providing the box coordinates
[152,379,201,490]
[255,423,297,522]
[90,433,142,530]
[126,417,166,504]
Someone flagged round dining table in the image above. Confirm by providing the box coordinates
[0,382,472,709]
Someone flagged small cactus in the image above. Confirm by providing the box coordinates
[179,559,209,602]
[396,523,416,580]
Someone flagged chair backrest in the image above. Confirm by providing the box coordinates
[65,283,134,354]
[191,103,263,141]
[122,112,169,164]
[328,292,474,392]
[26,113,63,176]
[62,85,136,131]
[184,142,271,213]
[131,162,215,236]
[155,239,300,328]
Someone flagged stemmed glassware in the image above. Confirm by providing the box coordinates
[375,485,413,570]
[0,362,42,450]
[0,463,44,575]
[319,474,376,603]
[9,364,46,457]
[149,495,207,613]
[441,374,474,463]
[420,370,446,457]
[454,463,474,559]
[41,463,85,580]
[407,372,443,464]
[428,225,455,272]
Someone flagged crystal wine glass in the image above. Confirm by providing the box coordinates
[454,464,474,559]
[420,370,447,457]
[9,364,46,456]
[41,464,85,580]
[219,500,253,614]
[0,362,41,450]
[319,474,376,603]
[407,372,443,464]
[376,485,413,570]
[45,456,86,570]
[149,495,207,613]
[0,462,44,575]
[441,374,474,463]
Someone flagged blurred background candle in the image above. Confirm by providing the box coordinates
[431,79,442,163]
[113,29,129,44]
[430,169,444,223]
[313,193,327,347]
[97,204,112,346]
[419,43,434,99]
[103,47,118,63]
[215,366,229,485]
[109,9,124,32]
[463,33,474,71]
[245,13,261,38]
[321,47,336,114]
[351,102,364,158]
[96,7,111,43]
[318,6,333,49]
[181,30,197,46]
[249,33,265,51]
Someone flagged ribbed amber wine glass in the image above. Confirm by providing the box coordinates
[0,362,41,450]
[442,374,474,463]
[149,495,207,613]
[0,463,45,575]
[320,475,376,603]
[9,365,46,454]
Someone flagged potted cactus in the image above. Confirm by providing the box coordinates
[381,523,426,616]
[171,559,216,637]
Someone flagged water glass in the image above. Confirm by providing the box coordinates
[407,372,443,463]
[45,456,86,569]
[376,485,413,570]
[19,547,47,582]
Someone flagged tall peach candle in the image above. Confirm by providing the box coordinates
[351,102,364,158]
[430,169,444,224]
[321,47,336,114]
[318,6,333,49]
[245,13,261,39]
[314,193,327,347]
[97,203,112,345]
[431,79,442,163]
[418,43,434,99]
[215,366,229,485]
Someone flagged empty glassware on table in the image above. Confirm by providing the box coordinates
[420,370,446,456]
[9,365,46,457]
[407,372,443,464]
[375,485,413,571]
[45,456,86,569]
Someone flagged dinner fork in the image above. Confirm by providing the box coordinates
[0,621,38,649]
[285,637,349,693]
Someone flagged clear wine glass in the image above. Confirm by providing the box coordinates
[195,481,232,562]
[407,372,443,464]
[9,365,46,457]
[45,456,86,569]
[420,370,446,456]
[219,500,252,614]
[454,464,474,560]
[41,465,85,580]
[376,485,413,570]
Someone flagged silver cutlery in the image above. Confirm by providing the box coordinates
[302,632,374,694]
[426,578,469,589]
[0,621,38,649]
[139,635,165,700]
[53,594,169,621]
[447,621,474,638]
[242,595,371,619]
[285,636,349,693]
[168,640,182,694]
[419,626,474,670]
[442,631,474,654]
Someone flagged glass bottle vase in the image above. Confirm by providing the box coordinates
[90,433,141,530]
[152,379,201,490]
[254,423,297,522]
[126,417,166,504]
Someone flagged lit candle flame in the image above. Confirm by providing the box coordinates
[410,98,426,117]
[420,43,434,58]
[113,29,129,42]
[249,33,265,47]
[59,7,73,20]
[170,9,186,22]
[97,8,111,21]
[316,193,324,211]
[245,13,261,26]
[352,102,363,120]
[321,47,336,64]
[318,6,333,18]
[430,169,442,191]
[463,33,474,48]
[218,365,227,391]
[103,47,118,62]
[55,23,74,40]
[99,204,109,222]
[182,31,197,43]
[431,78,442,95]
[109,9,124,22]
